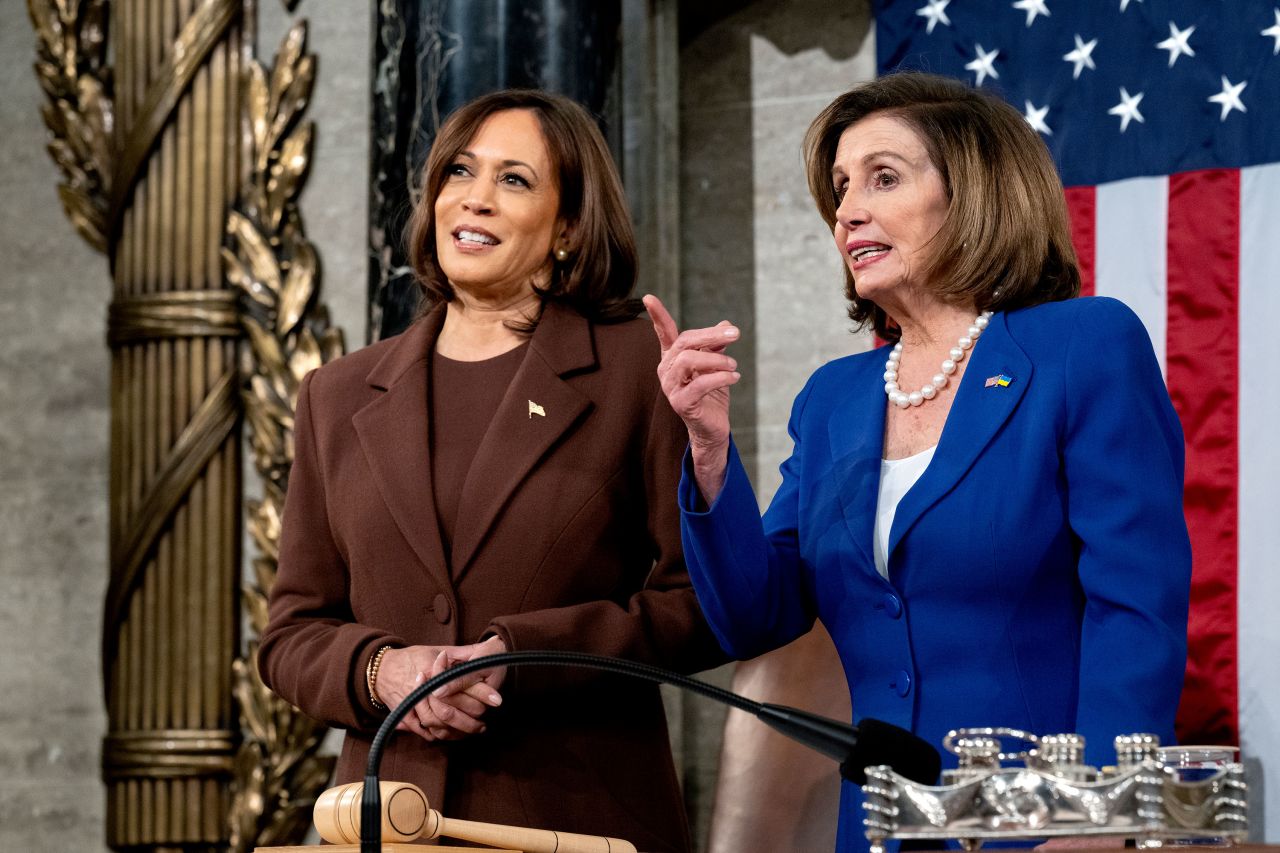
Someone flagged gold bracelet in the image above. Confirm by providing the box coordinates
[366,645,392,711]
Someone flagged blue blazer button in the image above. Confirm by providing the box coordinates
[883,593,903,619]
[890,670,912,697]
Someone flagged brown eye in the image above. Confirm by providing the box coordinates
[873,170,898,189]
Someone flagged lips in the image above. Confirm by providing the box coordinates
[453,226,500,248]
[846,240,891,267]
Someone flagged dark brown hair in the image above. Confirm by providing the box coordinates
[406,89,639,323]
[803,72,1080,341]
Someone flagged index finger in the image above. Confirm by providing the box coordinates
[642,294,680,351]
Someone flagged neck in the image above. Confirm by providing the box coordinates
[437,287,540,361]
[892,298,979,355]
[881,294,990,410]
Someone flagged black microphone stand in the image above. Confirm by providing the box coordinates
[360,650,940,853]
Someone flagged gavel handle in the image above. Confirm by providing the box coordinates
[426,808,639,853]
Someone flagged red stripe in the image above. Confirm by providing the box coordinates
[1063,185,1095,297]
[1166,169,1240,745]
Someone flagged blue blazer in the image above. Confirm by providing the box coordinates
[680,297,1191,853]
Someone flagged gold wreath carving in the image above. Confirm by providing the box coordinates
[27,0,113,252]
[223,21,345,852]
[31,2,344,847]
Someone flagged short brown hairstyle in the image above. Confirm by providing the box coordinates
[406,90,639,322]
[803,72,1080,341]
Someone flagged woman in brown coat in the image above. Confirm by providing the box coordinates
[258,90,724,851]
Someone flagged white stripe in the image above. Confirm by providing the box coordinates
[1094,176,1169,375]
[1238,162,1280,843]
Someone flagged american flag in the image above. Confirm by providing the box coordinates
[874,0,1280,837]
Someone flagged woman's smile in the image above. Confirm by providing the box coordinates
[452,225,501,252]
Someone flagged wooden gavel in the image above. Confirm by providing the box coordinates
[314,781,639,853]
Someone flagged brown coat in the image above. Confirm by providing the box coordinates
[258,302,725,851]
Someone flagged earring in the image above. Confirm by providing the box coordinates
[554,247,570,262]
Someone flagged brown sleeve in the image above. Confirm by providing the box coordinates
[485,382,728,691]
[257,369,408,731]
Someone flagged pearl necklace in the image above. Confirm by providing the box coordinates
[884,311,993,408]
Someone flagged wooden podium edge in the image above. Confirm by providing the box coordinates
[255,846,521,852]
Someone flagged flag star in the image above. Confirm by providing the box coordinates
[1024,100,1052,135]
[1063,34,1098,79]
[916,0,952,35]
[965,44,1001,87]
[1013,0,1050,28]
[1156,22,1196,67]
[1108,87,1145,133]
[1208,76,1247,121]
[1263,9,1280,55]
[1120,0,1142,11]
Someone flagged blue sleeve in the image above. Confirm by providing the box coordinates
[679,376,820,659]
[1064,297,1192,763]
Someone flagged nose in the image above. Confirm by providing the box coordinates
[836,191,868,230]
[462,183,495,215]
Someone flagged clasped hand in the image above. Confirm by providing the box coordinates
[643,294,741,504]
[375,636,508,742]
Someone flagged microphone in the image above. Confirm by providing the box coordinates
[359,650,941,853]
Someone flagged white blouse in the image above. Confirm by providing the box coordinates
[873,445,937,579]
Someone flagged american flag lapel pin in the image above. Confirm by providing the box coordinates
[528,400,546,418]
[984,374,1013,389]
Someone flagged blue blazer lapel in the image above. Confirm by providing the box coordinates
[827,355,888,574]
[888,312,1033,556]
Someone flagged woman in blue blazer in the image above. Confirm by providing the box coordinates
[644,73,1191,853]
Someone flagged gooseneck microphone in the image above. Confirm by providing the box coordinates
[360,650,941,853]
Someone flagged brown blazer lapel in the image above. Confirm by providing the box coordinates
[351,305,453,593]
[449,304,596,580]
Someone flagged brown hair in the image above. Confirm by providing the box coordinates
[803,72,1080,341]
[406,89,639,323]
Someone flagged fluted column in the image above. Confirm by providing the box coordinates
[100,1,246,848]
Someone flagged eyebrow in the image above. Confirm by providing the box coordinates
[831,149,913,178]
[457,150,540,179]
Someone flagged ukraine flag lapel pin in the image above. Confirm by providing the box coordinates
[984,373,1013,389]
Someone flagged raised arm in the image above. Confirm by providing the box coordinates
[642,294,741,504]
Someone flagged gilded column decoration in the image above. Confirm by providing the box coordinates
[30,0,343,848]
[31,0,248,849]
[223,21,343,852]
[28,0,113,252]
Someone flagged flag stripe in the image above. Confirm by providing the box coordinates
[1095,176,1169,377]
[1165,169,1240,746]
[1238,162,1280,836]
[1063,186,1096,297]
